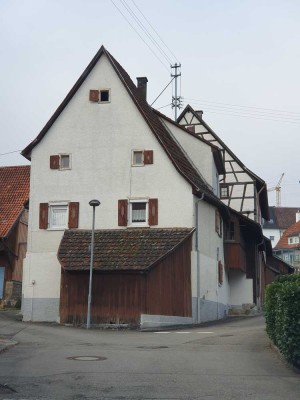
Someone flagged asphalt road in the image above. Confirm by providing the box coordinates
[0,311,299,400]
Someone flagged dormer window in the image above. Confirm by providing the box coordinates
[288,236,299,245]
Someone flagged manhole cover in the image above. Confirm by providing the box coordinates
[67,356,107,361]
[137,345,169,349]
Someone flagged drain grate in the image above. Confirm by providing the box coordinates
[67,356,107,361]
[0,383,17,394]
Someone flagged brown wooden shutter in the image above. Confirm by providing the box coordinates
[186,125,195,133]
[50,155,59,169]
[118,200,128,226]
[148,198,158,226]
[89,90,99,102]
[144,150,153,165]
[39,203,48,229]
[68,202,79,228]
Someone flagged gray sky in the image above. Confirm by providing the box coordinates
[1,0,300,207]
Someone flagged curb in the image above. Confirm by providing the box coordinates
[269,341,300,374]
[0,339,18,354]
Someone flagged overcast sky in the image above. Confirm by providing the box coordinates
[1,0,300,207]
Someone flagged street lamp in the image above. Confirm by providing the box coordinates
[87,199,100,329]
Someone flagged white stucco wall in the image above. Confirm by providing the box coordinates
[23,53,195,321]
[228,270,253,306]
[263,228,281,247]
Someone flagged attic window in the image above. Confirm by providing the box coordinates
[220,184,229,199]
[100,90,110,102]
[50,154,71,170]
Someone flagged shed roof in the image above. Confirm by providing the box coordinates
[0,165,30,237]
[58,228,195,272]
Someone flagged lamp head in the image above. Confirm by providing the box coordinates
[89,199,101,207]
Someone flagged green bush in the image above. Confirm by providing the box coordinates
[264,273,300,367]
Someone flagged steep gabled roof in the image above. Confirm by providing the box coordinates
[21,46,229,218]
[58,228,195,271]
[0,165,30,237]
[275,220,300,250]
[177,104,269,219]
[263,207,299,230]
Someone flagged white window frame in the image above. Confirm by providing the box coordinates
[99,89,110,103]
[48,202,68,230]
[128,198,149,227]
[131,150,144,167]
[288,237,295,245]
[59,154,71,170]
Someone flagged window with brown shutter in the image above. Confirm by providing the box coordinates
[118,200,128,226]
[144,150,153,165]
[39,203,49,229]
[50,155,60,169]
[68,202,79,229]
[148,198,158,226]
[89,90,99,102]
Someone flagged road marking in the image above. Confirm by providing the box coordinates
[197,331,214,334]
[175,331,191,334]
[154,331,171,334]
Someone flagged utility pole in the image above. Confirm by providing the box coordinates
[171,63,182,120]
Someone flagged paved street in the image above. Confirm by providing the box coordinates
[0,311,299,400]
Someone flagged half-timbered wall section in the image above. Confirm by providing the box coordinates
[177,106,268,223]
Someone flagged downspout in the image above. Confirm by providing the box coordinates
[256,238,264,311]
[195,192,205,324]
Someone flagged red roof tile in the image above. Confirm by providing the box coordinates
[0,165,30,237]
[58,228,195,271]
[274,220,300,250]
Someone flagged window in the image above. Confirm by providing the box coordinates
[186,125,195,133]
[295,254,299,261]
[131,201,147,224]
[288,237,294,245]
[89,89,110,103]
[220,184,229,199]
[60,154,70,169]
[131,150,153,166]
[39,202,79,230]
[270,236,275,241]
[132,151,144,166]
[50,154,71,170]
[49,204,68,229]
[100,90,110,102]
[227,220,235,241]
[118,198,158,227]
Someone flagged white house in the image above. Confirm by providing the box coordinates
[21,46,280,327]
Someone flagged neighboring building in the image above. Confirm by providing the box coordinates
[177,105,269,224]
[20,46,290,327]
[0,165,30,306]
[263,206,300,247]
[274,220,300,272]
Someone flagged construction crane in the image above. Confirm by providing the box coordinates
[267,173,285,207]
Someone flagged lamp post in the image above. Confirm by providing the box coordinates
[87,199,100,329]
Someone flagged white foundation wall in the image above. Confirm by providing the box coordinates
[229,270,253,307]
[192,199,230,323]
[23,53,195,321]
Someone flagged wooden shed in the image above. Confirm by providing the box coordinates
[58,228,194,326]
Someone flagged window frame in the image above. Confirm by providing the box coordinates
[220,184,230,199]
[132,150,144,167]
[59,153,71,170]
[128,198,149,227]
[48,202,68,230]
[99,89,110,103]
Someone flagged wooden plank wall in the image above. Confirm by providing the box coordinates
[145,237,192,317]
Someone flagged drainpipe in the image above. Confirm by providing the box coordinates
[195,192,205,323]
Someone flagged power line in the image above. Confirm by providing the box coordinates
[151,77,174,106]
[0,149,22,156]
[131,0,179,63]
[185,97,300,117]
[110,0,169,72]
[157,103,172,110]
[120,0,173,65]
